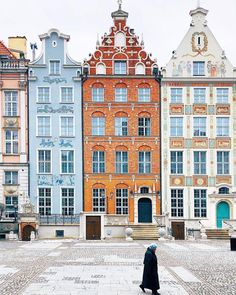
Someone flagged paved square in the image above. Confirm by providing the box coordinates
[0,239,235,295]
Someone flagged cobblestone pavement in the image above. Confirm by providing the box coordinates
[0,239,235,295]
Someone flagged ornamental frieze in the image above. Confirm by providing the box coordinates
[216,105,230,115]
[216,139,231,149]
[169,138,184,148]
[192,139,208,148]
[4,186,18,195]
[193,176,208,187]
[39,138,73,148]
[193,104,207,115]
[4,117,19,128]
[37,175,75,186]
[37,105,74,114]
[170,176,185,186]
[216,176,231,185]
[43,76,67,84]
[169,105,184,114]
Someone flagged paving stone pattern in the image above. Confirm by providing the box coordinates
[0,239,235,295]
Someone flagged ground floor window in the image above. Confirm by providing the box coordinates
[116,188,128,214]
[171,189,183,217]
[194,189,207,217]
[61,188,74,216]
[93,188,105,212]
[38,188,51,216]
[5,196,18,218]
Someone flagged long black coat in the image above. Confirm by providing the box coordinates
[141,248,160,291]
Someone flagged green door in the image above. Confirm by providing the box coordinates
[138,198,152,223]
[216,202,230,228]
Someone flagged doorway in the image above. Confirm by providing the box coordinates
[22,225,35,241]
[138,198,152,223]
[172,222,185,240]
[86,216,101,240]
[216,201,230,228]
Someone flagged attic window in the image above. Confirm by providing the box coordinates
[115,32,126,47]
[52,41,57,48]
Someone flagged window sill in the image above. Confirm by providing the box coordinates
[3,154,20,156]
[2,184,19,186]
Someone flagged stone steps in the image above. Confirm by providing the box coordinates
[206,229,230,240]
[130,224,159,240]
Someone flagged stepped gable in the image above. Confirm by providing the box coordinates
[0,41,16,58]
[86,4,157,76]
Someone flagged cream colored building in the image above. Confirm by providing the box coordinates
[161,6,236,238]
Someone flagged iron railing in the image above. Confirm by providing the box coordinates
[39,214,80,225]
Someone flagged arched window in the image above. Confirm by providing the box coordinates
[92,146,105,174]
[140,187,149,194]
[219,187,229,195]
[135,63,145,75]
[92,112,105,136]
[92,83,104,102]
[115,32,126,47]
[96,63,106,75]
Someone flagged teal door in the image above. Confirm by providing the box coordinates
[216,202,230,228]
[138,198,152,223]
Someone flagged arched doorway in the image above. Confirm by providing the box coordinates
[138,198,152,223]
[22,225,35,241]
[216,201,230,228]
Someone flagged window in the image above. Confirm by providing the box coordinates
[135,64,145,75]
[61,150,74,174]
[38,150,51,174]
[116,188,128,214]
[140,187,149,194]
[38,87,50,103]
[193,117,206,136]
[115,117,128,136]
[116,151,128,173]
[193,61,205,76]
[138,118,151,136]
[37,116,51,137]
[217,88,229,104]
[5,196,18,218]
[5,130,18,154]
[194,189,207,218]
[92,88,104,102]
[93,188,105,212]
[139,151,151,173]
[38,188,51,216]
[92,117,105,136]
[170,88,182,103]
[4,91,17,116]
[194,88,206,103]
[61,87,73,103]
[115,88,127,102]
[92,151,105,173]
[216,118,229,137]
[115,32,126,47]
[60,117,74,137]
[194,151,206,175]
[170,117,183,137]
[114,61,127,75]
[219,187,229,195]
[170,151,183,174]
[138,88,151,102]
[171,189,183,217]
[61,188,74,216]
[96,63,106,75]
[5,171,18,185]
[217,151,229,175]
[50,60,60,75]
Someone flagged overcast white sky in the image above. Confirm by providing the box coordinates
[1,0,235,67]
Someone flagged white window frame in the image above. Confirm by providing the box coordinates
[115,88,127,102]
[170,88,183,104]
[193,117,207,137]
[92,150,105,173]
[92,188,106,212]
[5,130,18,154]
[194,189,207,218]
[193,61,205,76]
[92,87,104,102]
[116,188,128,215]
[60,116,75,137]
[4,171,18,185]
[92,117,105,136]
[138,151,151,174]
[171,189,184,217]
[138,88,151,102]
[170,117,183,137]
[194,151,207,175]
[49,59,61,75]
[115,117,128,136]
[61,187,75,216]
[216,117,229,137]
[37,149,52,174]
[60,150,75,174]
[217,151,230,175]
[216,88,229,104]
[4,90,18,116]
[37,116,51,137]
[114,61,127,75]
[38,187,52,216]
[60,86,74,103]
[37,87,51,104]
[194,88,206,104]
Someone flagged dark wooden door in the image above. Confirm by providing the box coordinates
[138,198,152,223]
[22,225,35,241]
[86,216,101,240]
[171,222,185,240]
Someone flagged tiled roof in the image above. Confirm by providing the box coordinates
[0,41,16,58]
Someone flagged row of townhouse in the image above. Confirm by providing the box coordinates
[0,3,235,240]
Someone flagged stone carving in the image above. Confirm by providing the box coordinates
[38,175,75,186]
[191,32,208,54]
[207,61,226,77]
[43,76,67,84]
[37,105,74,114]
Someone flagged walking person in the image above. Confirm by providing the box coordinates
[139,243,160,295]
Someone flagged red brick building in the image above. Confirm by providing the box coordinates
[82,3,161,238]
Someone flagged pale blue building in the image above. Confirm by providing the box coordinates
[28,29,83,233]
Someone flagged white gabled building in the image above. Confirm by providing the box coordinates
[161,5,236,239]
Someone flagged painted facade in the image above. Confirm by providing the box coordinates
[161,6,236,234]
[0,42,29,217]
[83,2,161,231]
[29,29,83,217]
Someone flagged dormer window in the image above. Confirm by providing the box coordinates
[114,61,127,75]
[193,61,205,76]
[50,60,60,75]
